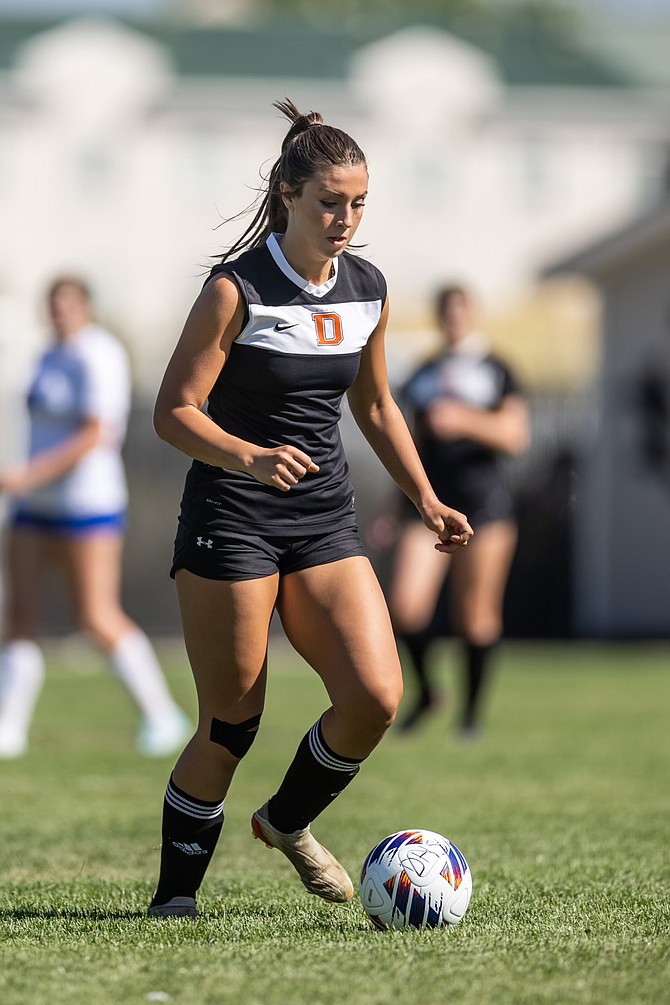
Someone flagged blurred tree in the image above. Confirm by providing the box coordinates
[169,0,576,34]
[164,0,262,24]
[166,0,623,87]
[267,0,491,21]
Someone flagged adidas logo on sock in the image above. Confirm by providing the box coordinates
[172,841,208,855]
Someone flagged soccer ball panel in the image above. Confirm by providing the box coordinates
[361,873,388,912]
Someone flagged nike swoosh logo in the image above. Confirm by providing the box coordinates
[274,322,298,332]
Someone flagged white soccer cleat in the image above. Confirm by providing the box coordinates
[0,724,28,759]
[136,709,191,758]
[147,896,197,919]
[251,801,354,903]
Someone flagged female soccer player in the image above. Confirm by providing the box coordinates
[388,285,530,735]
[0,277,190,758]
[147,100,473,919]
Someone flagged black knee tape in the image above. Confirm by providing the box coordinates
[210,713,261,758]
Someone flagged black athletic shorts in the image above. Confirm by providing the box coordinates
[171,523,367,582]
[404,477,515,531]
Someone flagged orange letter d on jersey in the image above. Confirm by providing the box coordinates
[314,313,344,346]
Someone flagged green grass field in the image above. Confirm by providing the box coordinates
[0,637,668,1005]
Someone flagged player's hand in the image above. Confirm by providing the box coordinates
[249,445,319,492]
[420,500,474,554]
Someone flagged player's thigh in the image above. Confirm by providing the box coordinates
[4,528,47,637]
[58,532,124,613]
[451,520,518,620]
[388,521,450,632]
[278,556,403,718]
[175,569,279,722]
[55,532,133,645]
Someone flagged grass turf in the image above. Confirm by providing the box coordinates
[0,638,668,1005]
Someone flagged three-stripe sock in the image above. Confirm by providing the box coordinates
[151,776,225,906]
[267,716,364,834]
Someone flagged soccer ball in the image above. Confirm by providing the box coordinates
[359,829,472,930]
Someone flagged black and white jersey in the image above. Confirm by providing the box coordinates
[402,339,521,522]
[180,234,387,535]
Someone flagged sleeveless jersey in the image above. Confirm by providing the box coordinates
[180,234,387,536]
[402,341,521,515]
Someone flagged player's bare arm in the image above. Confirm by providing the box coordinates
[347,300,473,551]
[153,276,318,491]
[425,393,529,455]
[0,418,102,496]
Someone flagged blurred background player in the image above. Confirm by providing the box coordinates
[0,276,190,759]
[388,284,530,735]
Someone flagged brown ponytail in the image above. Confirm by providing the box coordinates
[219,98,367,263]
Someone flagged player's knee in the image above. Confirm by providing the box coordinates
[354,685,403,738]
[78,610,107,644]
[371,699,398,734]
[393,612,428,636]
[390,595,433,636]
[209,713,262,760]
[456,595,499,642]
[80,609,132,651]
[462,611,502,646]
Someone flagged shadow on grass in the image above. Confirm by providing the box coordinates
[1,905,372,934]
[1,907,146,922]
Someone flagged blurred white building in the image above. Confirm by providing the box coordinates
[547,202,670,637]
[0,15,669,396]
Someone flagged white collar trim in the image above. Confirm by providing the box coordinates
[267,233,339,298]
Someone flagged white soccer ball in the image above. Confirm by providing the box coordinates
[359,829,472,930]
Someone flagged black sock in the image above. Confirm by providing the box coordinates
[462,642,496,728]
[267,717,364,833]
[151,776,225,905]
[400,631,433,704]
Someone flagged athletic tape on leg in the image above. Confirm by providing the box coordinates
[210,713,262,758]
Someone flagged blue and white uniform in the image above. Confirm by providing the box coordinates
[14,324,130,534]
[402,334,521,528]
[171,234,387,580]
